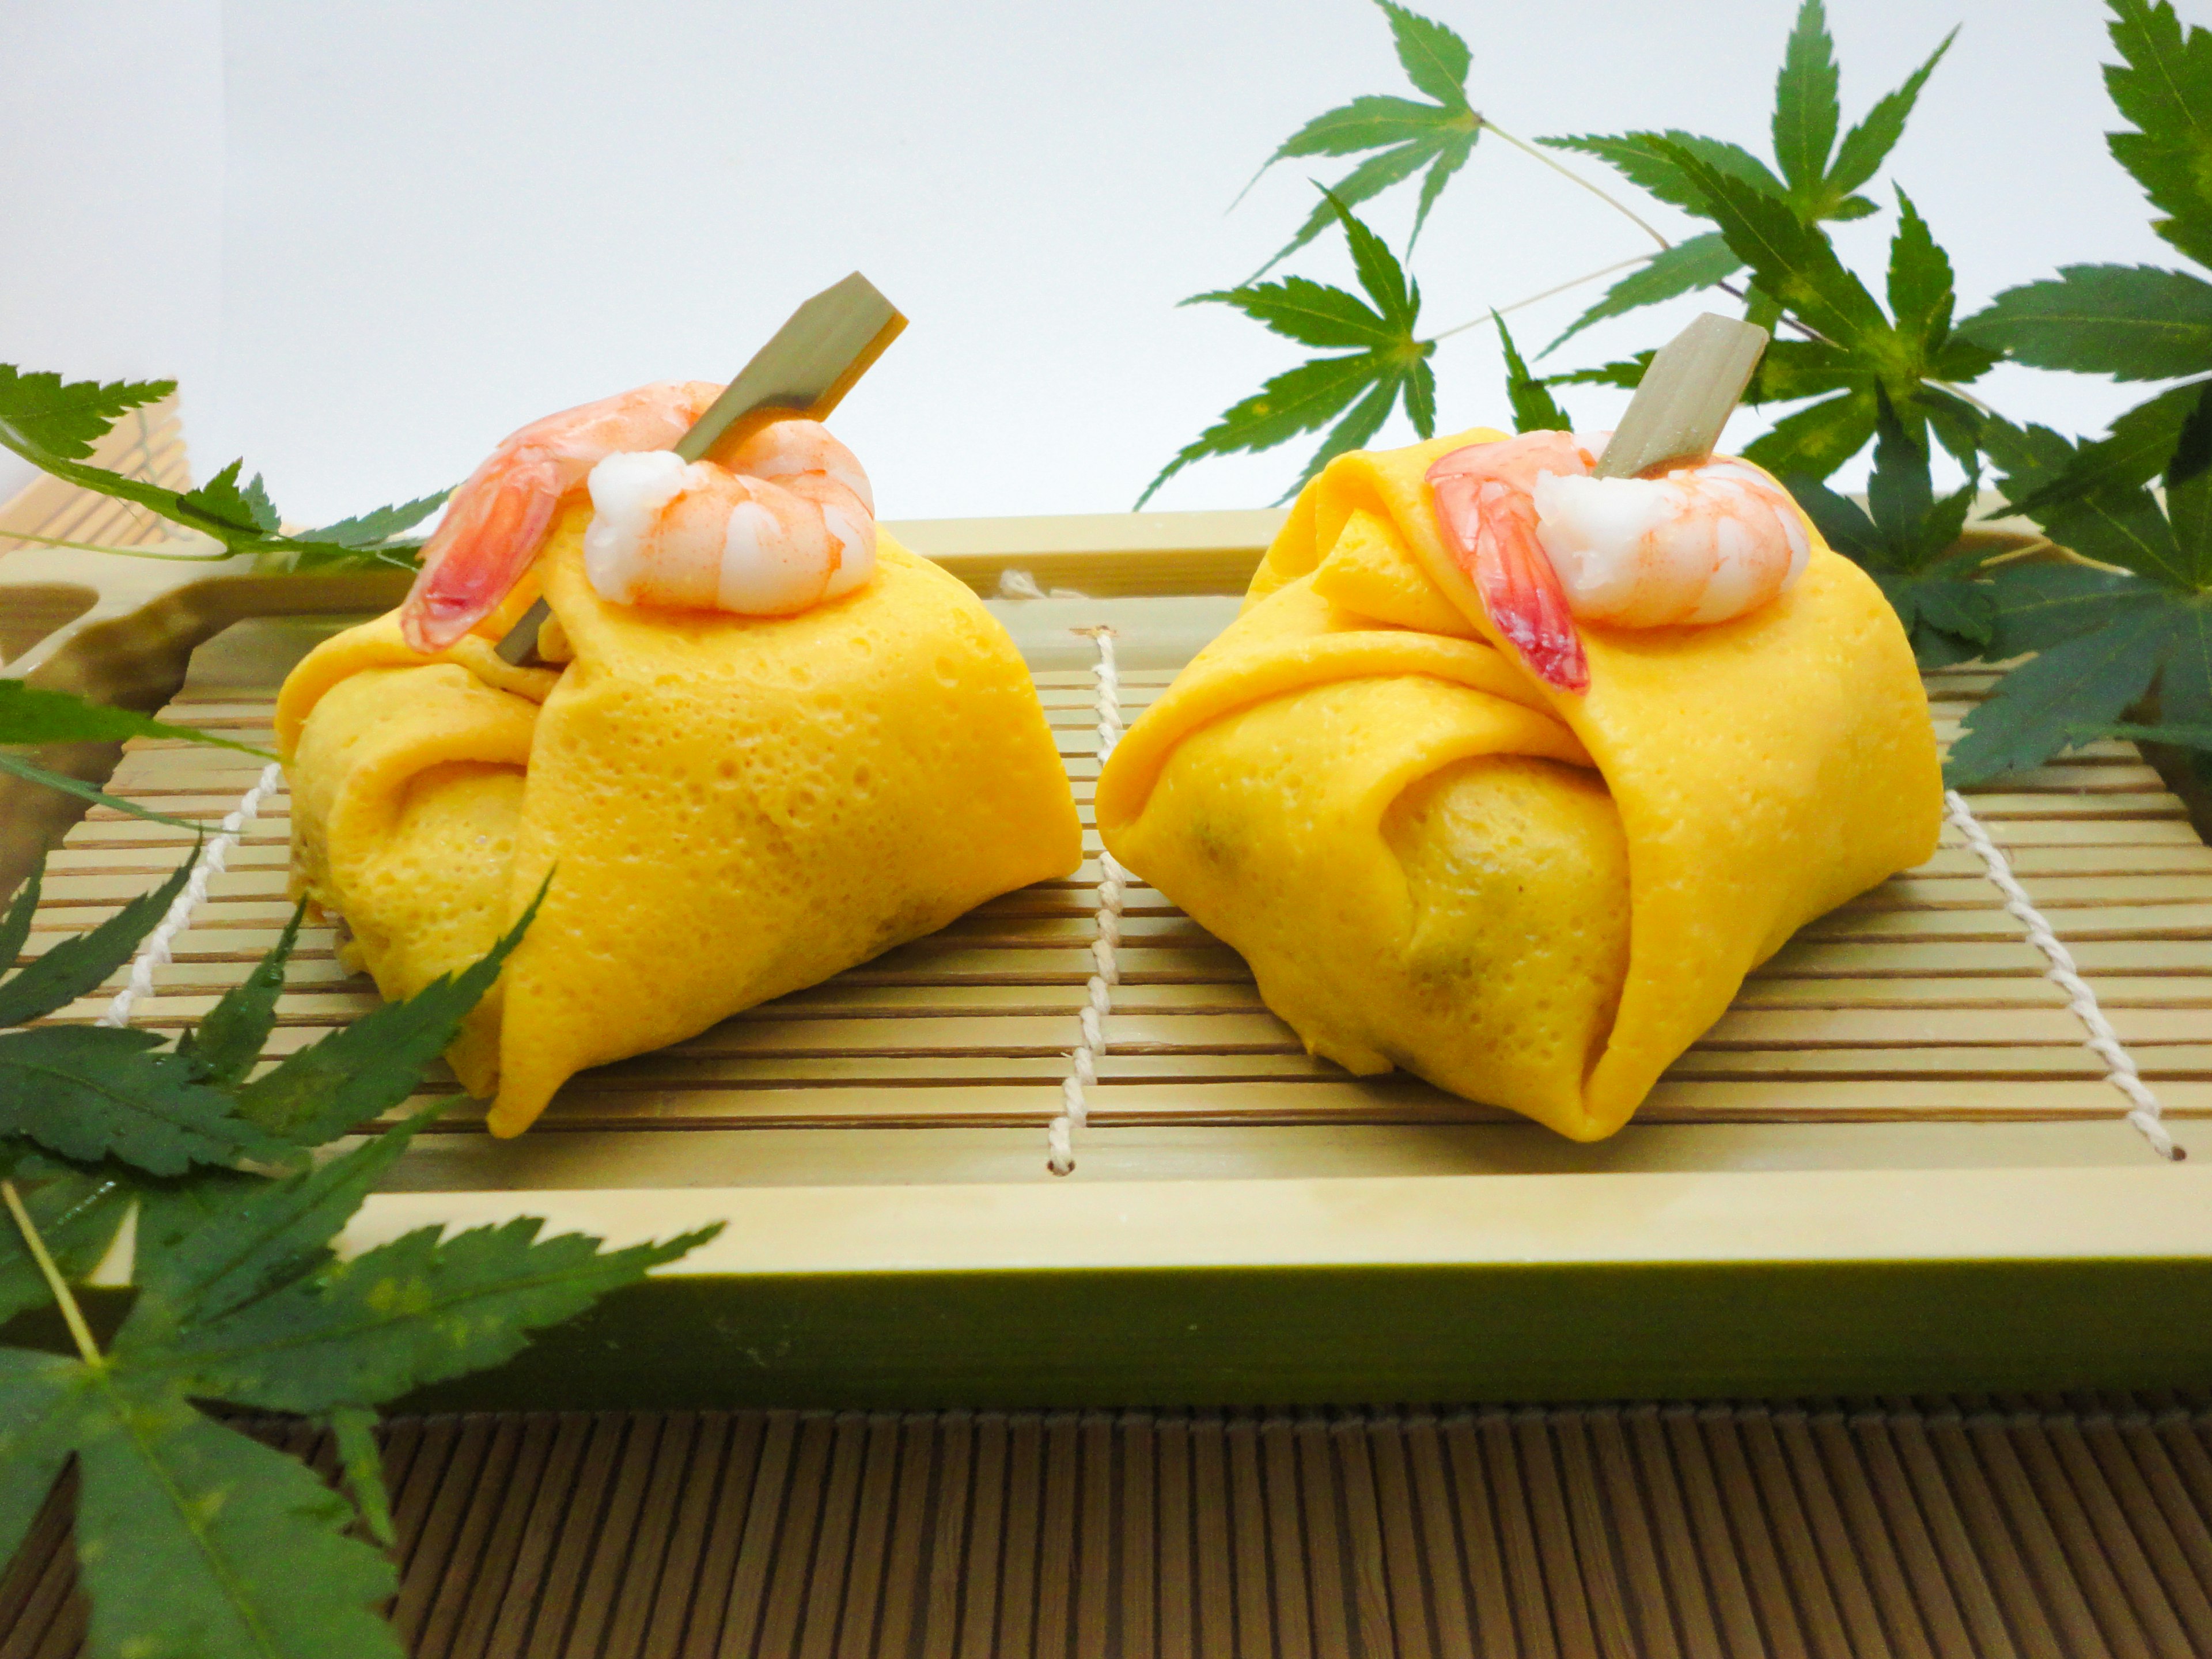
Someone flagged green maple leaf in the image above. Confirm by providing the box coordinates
[1999,378,2212,518]
[0,748,210,831]
[0,858,192,1029]
[177,903,305,1090]
[1938,414,2212,786]
[2105,0,2212,271]
[1,677,274,830]
[1956,6,2212,522]
[1142,191,1435,506]
[0,864,532,1306]
[0,1107,712,1659]
[0,1160,133,1325]
[0,362,440,573]
[1539,233,1744,354]
[1983,414,2208,591]
[0,1029,293,1177]
[1962,264,2212,382]
[1537,0,1954,348]
[0,368,171,460]
[1240,0,1480,275]
[1495,313,1568,433]
[232,880,546,1145]
[182,460,282,538]
[1947,605,2181,786]
[126,1128,713,1413]
[303,491,449,551]
[1786,394,1989,665]
[0,881,717,1656]
[0,852,299,1176]
[1983,563,2156,656]
[1545,353,1655,392]
[1652,158,1993,479]
[0,679,274,759]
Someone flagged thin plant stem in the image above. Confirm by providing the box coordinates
[1472,125,1831,347]
[1930,379,1997,416]
[3,528,234,562]
[1431,255,1656,342]
[2,1177,103,1366]
[1481,120,1672,251]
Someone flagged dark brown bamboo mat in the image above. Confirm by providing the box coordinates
[7,1397,2212,1657]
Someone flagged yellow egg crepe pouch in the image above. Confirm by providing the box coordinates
[1094,429,1942,1141]
[278,510,1082,1135]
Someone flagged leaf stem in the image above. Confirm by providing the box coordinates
[1474,126,1827,349]
[1930,378,1997,417]
[1431,255,1658,342]
[2,1177,104,1366]
[1,528,236,563]
[1482,120,1673,251]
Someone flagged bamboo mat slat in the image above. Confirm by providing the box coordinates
[9,652,2210,1169]
[0,397,186,566]
[7,1399,2212,1658]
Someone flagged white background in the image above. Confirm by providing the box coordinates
[1,0,2184,527]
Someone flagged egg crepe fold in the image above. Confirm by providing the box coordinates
[279,509,1082,1136]
[1094,428,1942,1140]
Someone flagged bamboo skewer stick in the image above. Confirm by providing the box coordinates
[494,272,906,665]
[1591,312,1769,480]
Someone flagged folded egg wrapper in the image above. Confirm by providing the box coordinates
[20,487,2211,1168]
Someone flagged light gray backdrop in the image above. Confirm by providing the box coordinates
[1,0,2179,525]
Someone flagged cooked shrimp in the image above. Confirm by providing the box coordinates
[399,379,723,653]
[1427,431,1596,691]
[582,419,875,615]
[1426,431,1810,692]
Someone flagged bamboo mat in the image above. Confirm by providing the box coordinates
[0,394,184,568]
[0,395,186,665]
[6,1397,2212,1657]
[15,647,2212,1184]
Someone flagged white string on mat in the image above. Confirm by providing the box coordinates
[1944,787,2183,1162]
[995,568,1093,602]
[97,762,286,1029]
[1047,626,1126,1176]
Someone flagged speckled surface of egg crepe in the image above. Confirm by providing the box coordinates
[278,510,1082,1136]
[1094,428,1942,1141]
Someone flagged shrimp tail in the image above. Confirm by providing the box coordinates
[1433,473,1590,692]
[399,458,562,653]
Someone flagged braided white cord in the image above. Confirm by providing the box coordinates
[1944,789,2182,1161]
[1048,628,1126,1176]
[96,762,285,1029]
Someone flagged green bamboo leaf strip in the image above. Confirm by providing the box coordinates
[1592,313,1768,480]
